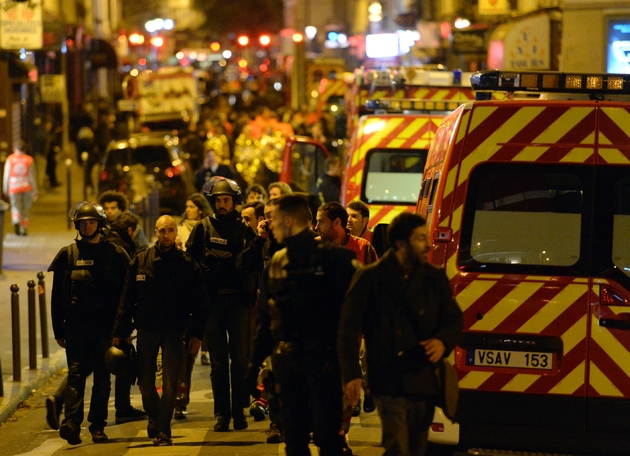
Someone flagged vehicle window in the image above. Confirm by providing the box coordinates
[612,176,630,279]
[460,164,585,270]
[290,142,327,193]
[106,148,129,168]
[131,145,170,167]
[363,149,427,204]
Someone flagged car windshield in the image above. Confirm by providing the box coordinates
[107,145,170,168]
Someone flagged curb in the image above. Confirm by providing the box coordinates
[0,348,67,426]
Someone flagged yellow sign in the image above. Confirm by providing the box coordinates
[478,0,511,15]
[0,0,43,50]
[40,75,66,103]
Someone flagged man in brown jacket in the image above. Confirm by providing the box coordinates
[338,212,463,456]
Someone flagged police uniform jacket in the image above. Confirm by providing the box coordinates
[185,210,259,296]
[48,239,131,340]
[250,228,357,368]
[113,242,208,340]
[337,249,464,397]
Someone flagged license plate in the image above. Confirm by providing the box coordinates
[467,349,552,370]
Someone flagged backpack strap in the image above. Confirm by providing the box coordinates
[66,243,79,270]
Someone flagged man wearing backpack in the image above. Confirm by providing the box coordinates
[186,177,260,431]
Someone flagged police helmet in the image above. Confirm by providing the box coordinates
[69,201,108,230]
[202,176,243,206]
[104,341,138,379]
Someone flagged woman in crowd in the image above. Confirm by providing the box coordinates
[177,193,212,249]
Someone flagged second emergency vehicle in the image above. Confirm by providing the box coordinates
[340,67,475,240]
[418,70,630,455]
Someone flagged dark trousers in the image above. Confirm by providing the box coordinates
[176,346,197,409]
[54,375,133,411]
[137,329,185,438]
[63,330,111,433]
[46,150,58,186]
[206,293,250,419]
[272,347,345,456]
[374,395,436,456]
[114,376,133,411]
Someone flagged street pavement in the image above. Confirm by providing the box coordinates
[0,152,86,426]
[0,151,386,455]
[0,358,384,456]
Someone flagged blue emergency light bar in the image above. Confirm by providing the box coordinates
[471,70,630,98]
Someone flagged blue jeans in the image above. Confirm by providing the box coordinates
[374,395,436,456]
[137,329,185,438]
[63,330,111,432]
[205,294,250,419]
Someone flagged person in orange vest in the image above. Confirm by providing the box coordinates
[3,140,38,236]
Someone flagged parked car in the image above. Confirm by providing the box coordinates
[97,131,195,214]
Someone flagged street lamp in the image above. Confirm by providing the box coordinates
[145,18,174,69]
[291,32,306,111]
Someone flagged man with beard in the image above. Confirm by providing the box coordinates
[186,177,259,431]
[337,212,463,456]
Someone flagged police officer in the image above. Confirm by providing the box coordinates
[248,194,357,456]
[186,177,260,431]
[48,202,131,445]
[113,215,208,446]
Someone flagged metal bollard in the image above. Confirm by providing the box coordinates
[38,272,49,358]
[0,342,3,395]
[0,200,8,274]
[66,158,72,230]
[28,280,37,370]
[81,151,89,201]
[10,284,21,382]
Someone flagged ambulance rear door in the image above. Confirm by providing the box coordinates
[342,114,440,227]
[586,102,630,436]
[447,101,598,451]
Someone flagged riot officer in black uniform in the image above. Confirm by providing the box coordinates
[186,177,260,431]
[48,202,131,445]
[248,194,357,456]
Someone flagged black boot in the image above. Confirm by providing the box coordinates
[13,223,20,235]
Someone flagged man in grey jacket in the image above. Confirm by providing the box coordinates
[338,212,463,456]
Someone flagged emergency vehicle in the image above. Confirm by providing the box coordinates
[418,70,630,455]
[307,74,353,138]
[347,66,475,138]
[119,67,207,130]
[340,68,476,243]
[278,136,330,193]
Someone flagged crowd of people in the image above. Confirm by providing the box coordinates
[43,94,463,456]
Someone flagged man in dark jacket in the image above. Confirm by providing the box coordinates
[193,149,235,192]
[338,212,463,456]
[249,194,357,456]
[113,215,207,446]
[48,202,131,445]
[186,177,260,431]
[315,155,342,204]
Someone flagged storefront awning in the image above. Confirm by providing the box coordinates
[88,39,118,70]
